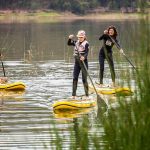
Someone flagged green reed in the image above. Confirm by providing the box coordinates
[51,21,149,150]
[48,8,150,150]
[75,17,150,150]
[97,13,150,150]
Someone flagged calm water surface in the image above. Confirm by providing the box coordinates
[0,20,138,149]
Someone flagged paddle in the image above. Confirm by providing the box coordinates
[74,44,108,108]
[108,35,136,70]
[0,51,6,77]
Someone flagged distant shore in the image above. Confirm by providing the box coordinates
[0,10,148,23]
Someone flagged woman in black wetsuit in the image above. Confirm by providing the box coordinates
[99,26,122,87]
[67,30,89,99]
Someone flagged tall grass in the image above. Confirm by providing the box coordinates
[97,12,150,150]
[50,6,150,150]
[71,13,150,150]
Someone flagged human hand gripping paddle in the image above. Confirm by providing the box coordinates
[108,35,136,70]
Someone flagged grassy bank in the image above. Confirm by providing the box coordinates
[0,10,146,23]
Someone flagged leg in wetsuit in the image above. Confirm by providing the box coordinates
[72,57,88,96]
[99,50,115,84]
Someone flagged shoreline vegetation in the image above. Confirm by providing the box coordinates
[0,10,148,23]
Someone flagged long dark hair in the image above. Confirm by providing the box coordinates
[107,25,118,38]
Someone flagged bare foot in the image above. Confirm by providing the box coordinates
[0,77,8,84]
[82,96,89,100]
[98,84,104,87]
[111,82,116,88]
[71,96,76,99]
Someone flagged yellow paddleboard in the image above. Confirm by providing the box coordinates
[0,81,25,91]
[53,98,96,110]
[89,84,133,95]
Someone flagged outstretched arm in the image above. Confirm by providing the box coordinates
[99,30,108,40]
[114,38,124,54]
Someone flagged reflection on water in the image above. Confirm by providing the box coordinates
[0,60,99,149]
[53,107,97,119]
[0,59,135,149]
[0,20,138,149]
[0,20,139,61]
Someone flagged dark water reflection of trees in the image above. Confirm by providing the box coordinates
[0,20,139,61]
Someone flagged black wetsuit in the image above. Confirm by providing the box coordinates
[67,39,89,96]
[99,34,119,84]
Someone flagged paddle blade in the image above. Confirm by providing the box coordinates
[97,94,108,108]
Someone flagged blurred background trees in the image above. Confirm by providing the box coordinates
[0,0,149,14]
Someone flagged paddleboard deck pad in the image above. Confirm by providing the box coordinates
[89,84,133,95]
[0,82,25,91]
[53,98,96,110]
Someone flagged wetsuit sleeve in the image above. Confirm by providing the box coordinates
[67,39,75,46]
[82,43,89,59]
[115,39,121,48]
[99,34,108,40]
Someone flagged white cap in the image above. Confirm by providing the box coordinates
[76,30,86,37]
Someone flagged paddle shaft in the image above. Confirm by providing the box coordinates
[109,35,136,70]
[0,52,6,77]
[81,60,98,96]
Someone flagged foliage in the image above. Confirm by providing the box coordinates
[0,0,149,14]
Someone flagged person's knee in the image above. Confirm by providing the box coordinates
[100,68,104,72]
[73,78,78,82]
[82,79,88,84]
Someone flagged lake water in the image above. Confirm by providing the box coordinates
[0,19,139,149]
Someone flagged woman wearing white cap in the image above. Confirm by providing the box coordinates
[67,30,89,99]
